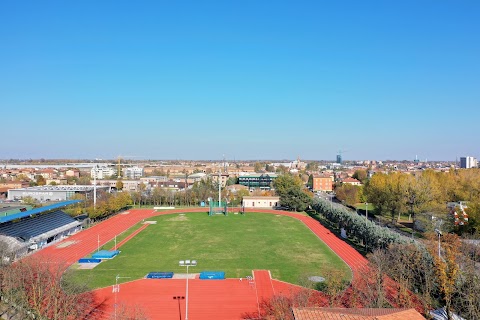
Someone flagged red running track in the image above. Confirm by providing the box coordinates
[109,223,149,251]
[30,208,371,319]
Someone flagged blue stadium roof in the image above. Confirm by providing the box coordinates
[0,200,82,224]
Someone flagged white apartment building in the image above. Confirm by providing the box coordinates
[460,156,478,169]
[123,167,144,179]
[91,167,116,179]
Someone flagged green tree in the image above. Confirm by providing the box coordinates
[254,162,265,173]
[226,176,238,186]
[276,165,289,174]
[307,174,314,189]
[78,176,91,185]
[116,179,124,191]
[265,164,275,172]
[273,174,312,211]
[22,196,37,206]
[35,175,46,186]
[352,169,368,183]
[335,184,363,206]
[306,162,319,171]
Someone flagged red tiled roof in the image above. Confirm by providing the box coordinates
[292,307,425,320]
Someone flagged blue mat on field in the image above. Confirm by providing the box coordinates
[146,272,174,279]
[92,250,119,259]
[199,271,225,280]
[78,258,101,263]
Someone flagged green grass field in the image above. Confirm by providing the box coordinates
[67,212,351,289]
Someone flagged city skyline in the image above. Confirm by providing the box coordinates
[1,1,479,160]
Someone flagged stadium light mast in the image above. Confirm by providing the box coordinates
[218,170,221,207]
[179,259,196,320]
[93,165,97,210]
[113,274,130,320]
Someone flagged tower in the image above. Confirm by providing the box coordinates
[336,154,342,164]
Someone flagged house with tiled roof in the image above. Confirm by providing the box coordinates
[342,177,362,186]
[292,307,425,320]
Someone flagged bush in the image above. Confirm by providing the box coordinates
[312,198,409,252]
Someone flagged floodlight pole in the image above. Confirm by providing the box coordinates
[93,166,97,210]
[179,260,197,320]
[173,296,185,320]
[218,171,221,207]
[113,274,130,320]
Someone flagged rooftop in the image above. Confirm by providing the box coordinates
[9,185,108,192]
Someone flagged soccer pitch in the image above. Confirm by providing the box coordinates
[68,212,351,289]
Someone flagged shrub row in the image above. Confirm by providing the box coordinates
[312,198,409,252]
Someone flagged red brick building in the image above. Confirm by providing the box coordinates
[312,175,333,192]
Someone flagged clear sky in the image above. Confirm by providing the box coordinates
[1,1,479,161]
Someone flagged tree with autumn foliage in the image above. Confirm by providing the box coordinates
[425,232,461,319]
[0,256,103,319]
[364,169,480,234]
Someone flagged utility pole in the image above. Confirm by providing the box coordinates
[93,166,97,210]
[218,170,221,207]
[113,274,130,320]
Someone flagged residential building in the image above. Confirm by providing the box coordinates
[460,156,478,169]
[65,169,80,178]
[312,175,333,192]
[210,173,230,187]
[95,179,140,191]
[188,172,207,182]
[238,173,277,190]
[342,177,362,186]
[140,176,168,183]
[123,166,144,179]
[242,196,280,209]
[157,180,187,191]
[226,184,249,193]
[91,167,116,179]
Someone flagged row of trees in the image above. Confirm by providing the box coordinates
[362,235,480,319]
[312,198,407,252]
[129,173,313,212]
[364,169,480,234]
[313,196,480,319]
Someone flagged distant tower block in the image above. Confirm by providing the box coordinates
[336,154,342,164]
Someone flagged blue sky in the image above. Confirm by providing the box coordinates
[1,1,479,161]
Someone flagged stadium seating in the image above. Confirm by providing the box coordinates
[0,210,80,242]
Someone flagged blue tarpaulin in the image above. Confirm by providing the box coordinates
[199,271,225,280]
[78,258,101,263]
[92,250,119,259]
[146,272,174,279]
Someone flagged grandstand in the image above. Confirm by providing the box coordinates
[0,200,83,261]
